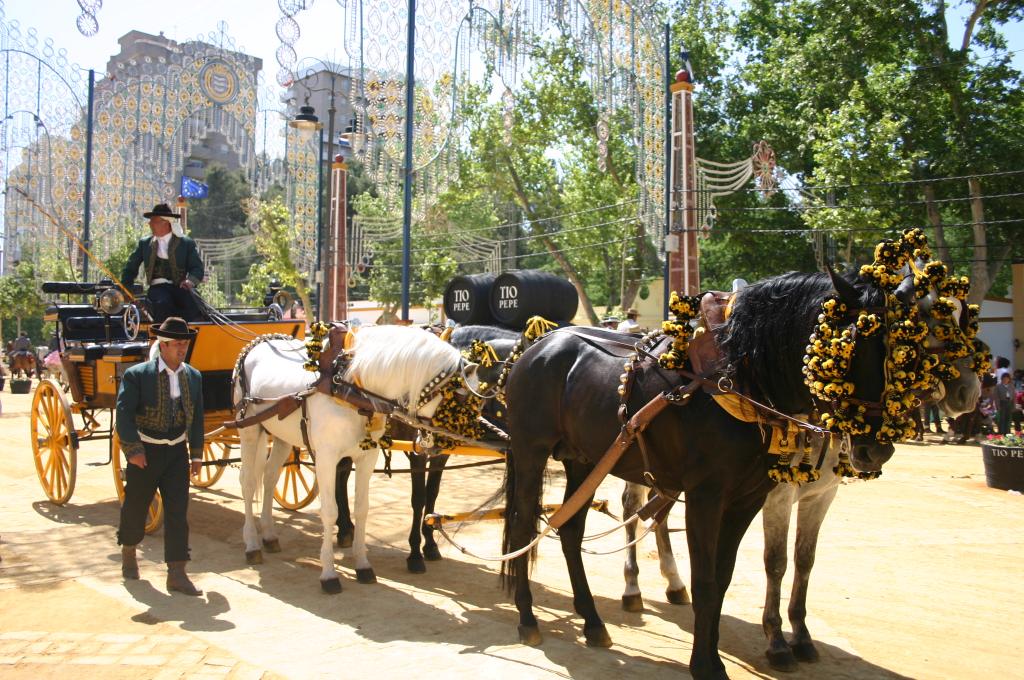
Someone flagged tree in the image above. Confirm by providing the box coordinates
[244,198,314,319]
[185,166,252,240]
[725,0,1023,300]
[0,261,45,338]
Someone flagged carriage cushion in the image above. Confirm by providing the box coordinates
[103,342,150,358]
[66,345,107,362]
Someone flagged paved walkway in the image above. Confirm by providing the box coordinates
[2,386,1023,679]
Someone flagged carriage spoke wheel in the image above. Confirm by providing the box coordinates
[191,439,231,488]
[274,446,317,510]
[111,432,164,534]
[30,379,77,505]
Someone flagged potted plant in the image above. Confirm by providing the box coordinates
[10,371,31,394]
[980,432,1024,492]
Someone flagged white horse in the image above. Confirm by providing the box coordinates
[232,325,479,593]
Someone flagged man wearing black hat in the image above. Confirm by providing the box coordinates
[116,317,204,596]
[121,203,204,322]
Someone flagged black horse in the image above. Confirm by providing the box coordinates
[500,270,896,680]
[334,324,520,572]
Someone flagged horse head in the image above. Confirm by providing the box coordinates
[916,288,982,418]
[825,267,895,473]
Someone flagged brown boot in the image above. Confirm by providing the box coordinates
[166,561,202,596]
[121,545,139,580]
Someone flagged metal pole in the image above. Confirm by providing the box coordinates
[322,75,337,321]
[662,23,671,319]
[400,0,416,321]
[315,130,325,321]
[83,69,95,280]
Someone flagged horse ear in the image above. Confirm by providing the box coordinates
[894,274,916,306]
[827,265,860,306]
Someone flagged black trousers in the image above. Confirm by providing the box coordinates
[148,283,201,322]
[117,441,191,563]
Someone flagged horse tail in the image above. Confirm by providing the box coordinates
[500,452,544,594]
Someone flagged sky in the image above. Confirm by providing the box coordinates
[4,0,1022,90]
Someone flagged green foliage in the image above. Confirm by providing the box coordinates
[249,198,313,318]
[240,260,273,307]
[186,167,252,239]
[0,261,45,335]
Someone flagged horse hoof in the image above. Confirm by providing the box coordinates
[337,531,354,549]
[790,640,819,663]
[355,568,377,584]
[320,578,343,594]
[245,550,263,565]
[518,625,542,647]
[407,556,426,574]
[621,594,644,612]
[766,647,799,672]
[423,544,443,561]
[262,538,281,553]
[584,625,613,648]
[665,587,690,605]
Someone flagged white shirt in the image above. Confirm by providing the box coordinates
[138,355,189,447]
[617,318,640,333]
[157,354,186,399]
[154,232,172,259]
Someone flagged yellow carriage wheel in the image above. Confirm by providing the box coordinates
[30,379,77,505]
[191,439,231,488]
[111,432,164,535]
[274,446,318,511]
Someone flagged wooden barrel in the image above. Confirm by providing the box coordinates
[981,444,1024,492]
[444,273,497,325]
[489,270,578,329]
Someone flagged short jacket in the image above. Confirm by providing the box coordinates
[116,357,204,459]
[121,234,204,288]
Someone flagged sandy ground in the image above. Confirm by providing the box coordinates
[1,384,1023,679]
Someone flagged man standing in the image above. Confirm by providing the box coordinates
[121,203,204,322]
[116,317,204,596]
[617,308,641,333]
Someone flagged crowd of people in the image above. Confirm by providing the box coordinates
[918,356,1022,444]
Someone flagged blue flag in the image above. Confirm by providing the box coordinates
[180,176,209,199]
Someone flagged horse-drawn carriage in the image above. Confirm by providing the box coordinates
[30,279,310,533]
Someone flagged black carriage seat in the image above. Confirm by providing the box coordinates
[65,345,107,362]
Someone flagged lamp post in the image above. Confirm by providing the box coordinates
[288,62,346,321]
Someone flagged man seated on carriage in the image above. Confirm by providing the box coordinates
[121,203,204,323]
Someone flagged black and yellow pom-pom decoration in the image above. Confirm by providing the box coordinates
[462,339,500,368]
[359,417,393,451]
[430,375,485,450]
[805,228,943,450]
[657,292,703,370]
[494,316,558,406]
[304,321,331,372]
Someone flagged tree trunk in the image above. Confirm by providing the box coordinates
[967,177,990,306]
[503,155,600,325]
[922,182,951,265]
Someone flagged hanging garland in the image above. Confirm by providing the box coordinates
[304,321,331,372]
[657,292,703,370]
[804,229,938,452]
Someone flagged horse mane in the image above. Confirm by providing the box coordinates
[719,270,884,414]
[347,325,463,407]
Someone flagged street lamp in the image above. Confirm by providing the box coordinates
[288,61,353,322]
